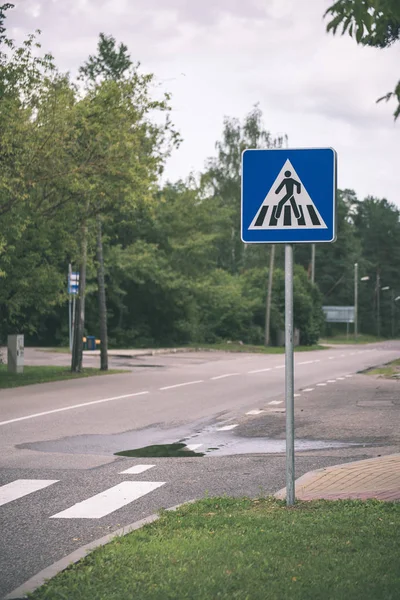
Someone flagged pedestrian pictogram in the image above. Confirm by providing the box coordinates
[241,148,336,244]
[249,160,327,230]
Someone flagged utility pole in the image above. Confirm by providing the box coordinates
[376,270,381,338]
[311,244,315,284]
[391,290,395,338]
[265,245,275,346]
[354,262,358,339]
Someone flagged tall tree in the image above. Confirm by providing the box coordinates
[79,33,133,370]
[325,0,400,118]
[0,4,80,343]
[69,35,179,371]
[202,106,286,345]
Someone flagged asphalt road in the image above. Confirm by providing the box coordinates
[0,341,399,598]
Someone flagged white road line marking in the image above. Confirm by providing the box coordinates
[186,444,203,451]
[340,354,346,357]
[246,409,264,415]
[317,383,327,386]
[327,380,336,383]
[314,359,321,363]
[160,380,203,391]
[0,480,59,508]
[119,465,155,475]
[216,424,238,431]
[0,392,150,428]
[269,400,283,405]
[345,375,353,378]
[248,368,271,374]
[50,481,165,519]
[337,377,346,380]
[328,356,335,359]
[274,365,285,369]
[211,373,239,380]
[294,394,301,397]
[298,360,314,365]
[303,388,314,392]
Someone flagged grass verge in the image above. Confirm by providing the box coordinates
[30,497,400,600]
[320,334,387,345]
[190,342,325,353]
[37,343,325,354]
[365,358,400,378]
[37,347,71,353]
[0,365,126,389]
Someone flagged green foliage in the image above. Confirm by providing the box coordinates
[201,105,286,273]
[78,33,132,84]
[1,5,399,350]
[0,365,125,389]
[325,0,400,118]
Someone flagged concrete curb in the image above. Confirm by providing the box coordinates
[4,501,194,600]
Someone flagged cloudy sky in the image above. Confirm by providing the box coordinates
[7,0,399,205]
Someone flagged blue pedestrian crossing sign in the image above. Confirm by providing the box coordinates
[241,148,337,244]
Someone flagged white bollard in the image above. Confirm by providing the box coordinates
[8,334,24,374]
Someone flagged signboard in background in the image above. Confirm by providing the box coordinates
[68,272,79,295]
[323,306,355,324]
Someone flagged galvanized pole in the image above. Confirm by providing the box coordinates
[376,270,381,338]
[354,262,358,340]
[285,244,295,505]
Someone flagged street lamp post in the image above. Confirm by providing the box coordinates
[376,271,382,337]
[381,286,391,338]
[354,263,358,339]
[356,273,370,339]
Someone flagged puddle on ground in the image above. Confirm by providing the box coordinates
[178,427,358,456]
[18,418,359,458]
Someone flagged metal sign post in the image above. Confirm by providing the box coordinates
[285,244,295,505]
[68,264,72,352]
[241,147,337,507]
[68,267,79,352]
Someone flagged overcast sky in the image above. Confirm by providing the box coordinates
[7,0,399,205]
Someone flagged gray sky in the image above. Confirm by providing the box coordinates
[8,0,400,205]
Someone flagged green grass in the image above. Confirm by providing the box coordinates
[190,342,325,354]
[0,365,127,389]
[320,334,387,345]
[115,443,204,458]
[365,358,400,378]
[30,497,400,600]
[37,343,325,355]
[37,347,71,353]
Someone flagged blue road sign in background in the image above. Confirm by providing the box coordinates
[241,148,337,244]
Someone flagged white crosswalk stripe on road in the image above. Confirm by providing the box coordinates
[50,481,165,519]
[119,465,155,475]
[0,479,59,508]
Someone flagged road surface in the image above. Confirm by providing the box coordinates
[0,341,399,598]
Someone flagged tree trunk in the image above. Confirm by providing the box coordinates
[71,217,88,373]
[264,244,275,346]
[96,216,108,370]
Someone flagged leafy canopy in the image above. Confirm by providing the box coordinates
[325,0,400,118]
